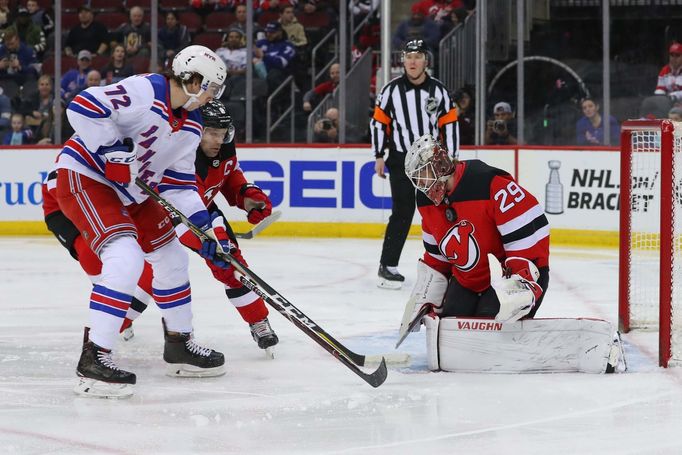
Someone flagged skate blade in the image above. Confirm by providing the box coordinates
[165,363,226,378]
[264,347,275,360]
[121,327,134,341]
[73,377,134,399]
[377,278,403,290]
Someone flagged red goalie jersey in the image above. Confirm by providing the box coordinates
[417,159,550,293]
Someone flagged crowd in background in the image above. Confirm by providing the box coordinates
[0,0,678,147]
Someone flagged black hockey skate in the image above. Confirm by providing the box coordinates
[162,318,226,377]
[74,327,136,398]
[250,318,279,349]
[250,318,278,359]
[377,264,405,290]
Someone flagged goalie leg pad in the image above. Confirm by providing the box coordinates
[424,314,440,371]
[437,317,624,374]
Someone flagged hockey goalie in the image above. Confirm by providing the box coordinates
[398,134,624,374]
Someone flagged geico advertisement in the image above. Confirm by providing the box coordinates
[3,146,652,233]
[0,147,58,220]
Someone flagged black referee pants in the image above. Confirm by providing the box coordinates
[380,154,416,268]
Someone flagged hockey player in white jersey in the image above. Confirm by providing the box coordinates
[54,45,231,398]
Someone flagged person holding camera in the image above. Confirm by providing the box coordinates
[313,107,339,143]
[0,29,38,85]
[371,38,458,289]
[485,101,517,145]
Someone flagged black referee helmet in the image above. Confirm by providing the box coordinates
[402,39,429,65]
[200,100,235,143]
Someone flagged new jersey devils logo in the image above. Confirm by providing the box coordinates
[439,220,480,271]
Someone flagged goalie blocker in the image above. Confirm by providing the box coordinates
[423,316,625,374]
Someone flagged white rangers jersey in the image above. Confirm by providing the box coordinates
[58,73,208,225]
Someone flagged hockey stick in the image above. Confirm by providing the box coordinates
[395,304,430,349]
[235,210,282,239]
[135,178,388,388]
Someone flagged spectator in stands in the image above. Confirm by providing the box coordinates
[217,29,247,79]
[0,29,38,85]
[485,101,517,145]
[26,0,54,40]
[0,0,13,30]
[414,0,465,23]
[302,0,319,14]
[313,107,339,142]
[190,0,231,16]
[669,106,682,122]
[20,74,54,130]
[0,86,11,134]
[302,63,339,112]
[232,4,248,35]
[35,100,73,145]
[86,70,102,88]
[654,42,682,104]
[158,11,191,68]
[452,84,474,145]
[100,44,134,85]
[20,74,53,132]
[440,7,468,37]
[113,6,151,58]
[2,113,33,145]
[64,5,108,57]
[255,21,296,94]
[7,7,47,60]
[575,97,619,146]
[279,4,307,48]
[392,4,440,53]
[313,107,364,143]
[349,0,379,21]
[61,50,92,103]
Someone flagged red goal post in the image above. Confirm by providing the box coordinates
[619,119,681,367]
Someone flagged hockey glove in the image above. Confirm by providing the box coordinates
[198,213,235,270]
[98,138,138,185]
[488,254,543,323]
[237,184,272,224]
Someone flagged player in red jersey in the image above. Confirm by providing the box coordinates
[402,133,549,327]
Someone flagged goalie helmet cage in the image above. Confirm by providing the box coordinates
[619,119,682,367]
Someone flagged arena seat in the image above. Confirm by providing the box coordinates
[204,12,236,33]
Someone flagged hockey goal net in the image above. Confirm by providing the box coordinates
[619,119,682,367]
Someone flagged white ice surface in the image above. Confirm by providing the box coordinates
[1,237,682,454]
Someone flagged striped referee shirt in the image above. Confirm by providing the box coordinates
[371,73,459,159]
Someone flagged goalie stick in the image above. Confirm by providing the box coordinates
[395,304,431,349]
[135,178,388,388]
[235,210,282,239]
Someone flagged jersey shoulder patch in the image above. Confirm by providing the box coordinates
[450,160,511,202]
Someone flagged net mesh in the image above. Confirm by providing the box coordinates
[627,122,682,363]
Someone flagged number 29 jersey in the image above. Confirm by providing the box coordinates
[417,159,550,293]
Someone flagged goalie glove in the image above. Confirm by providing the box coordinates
[97,138,138,185]
[404,260,449,333]
[236,184,273,224]
[488,253,543,323]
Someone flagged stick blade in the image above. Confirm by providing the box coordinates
[363,357,388,388]
[235,210,282,239]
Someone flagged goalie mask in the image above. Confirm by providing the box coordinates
[200,100,235,143]
[405,134,455,205]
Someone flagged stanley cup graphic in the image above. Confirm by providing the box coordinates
[545,160,564,214]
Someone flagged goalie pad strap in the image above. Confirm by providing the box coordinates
[436,317,619,374]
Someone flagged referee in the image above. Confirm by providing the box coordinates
[371,39,459,289]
